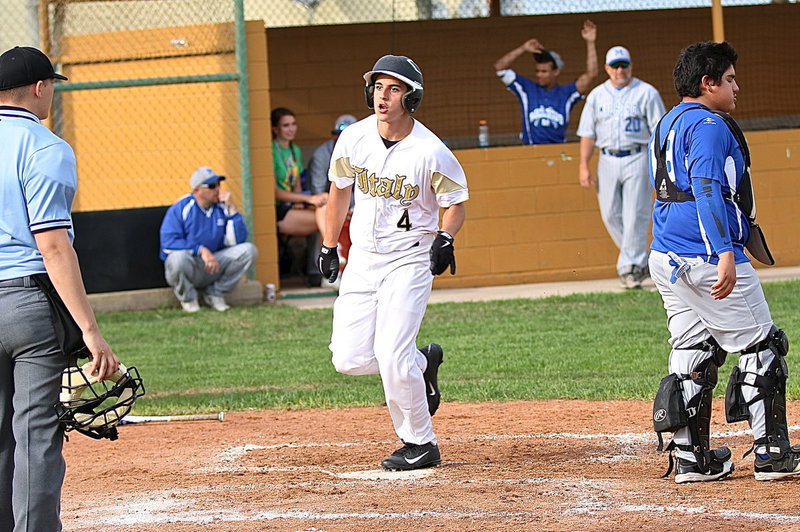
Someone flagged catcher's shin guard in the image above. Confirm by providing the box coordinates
[657,338,727,477]
[726,326,791,456]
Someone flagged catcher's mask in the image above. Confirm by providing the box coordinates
[55,362,145,440]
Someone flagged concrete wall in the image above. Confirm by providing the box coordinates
[434,129,800,289]
[266,4,800,151]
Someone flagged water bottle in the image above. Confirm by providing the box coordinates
[265,283,276,303]
[478,120,489,148]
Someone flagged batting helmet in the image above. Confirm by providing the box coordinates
[55,362,145,440]
[363,55,424,114]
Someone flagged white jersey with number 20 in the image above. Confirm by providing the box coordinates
[329,114,469,254]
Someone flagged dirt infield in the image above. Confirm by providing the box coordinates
[61,400,800,531]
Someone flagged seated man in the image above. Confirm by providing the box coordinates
[159,166,257,312]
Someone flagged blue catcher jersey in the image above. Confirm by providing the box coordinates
[648,102,750,264]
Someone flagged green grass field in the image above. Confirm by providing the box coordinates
[99,280,800,415]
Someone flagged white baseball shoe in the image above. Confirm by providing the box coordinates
[203,293,230,312]
[180,299,200,313]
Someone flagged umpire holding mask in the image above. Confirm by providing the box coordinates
[0,46,120,531]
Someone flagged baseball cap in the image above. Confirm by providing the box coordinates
[332,114,356,134]
[190,167,226,189]
[606,46,631,66]
[533,50,564,71]
[0,46,68,90]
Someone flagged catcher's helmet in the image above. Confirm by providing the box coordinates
[363,55,424,114]
[55,362,145,440]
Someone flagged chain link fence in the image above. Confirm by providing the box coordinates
[0,0,795,216]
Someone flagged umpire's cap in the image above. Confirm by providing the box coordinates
[0,47,67,90]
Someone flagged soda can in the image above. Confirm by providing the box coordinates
[265,283,276,303]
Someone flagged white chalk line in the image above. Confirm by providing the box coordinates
[199,424,792,474]
[70,478,800,528]
[211,424,800,457]
[69,426,800,528]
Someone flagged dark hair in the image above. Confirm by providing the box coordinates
[673,41,737,98]
[270,107,295,129]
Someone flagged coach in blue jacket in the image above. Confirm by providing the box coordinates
[159,167,257,312]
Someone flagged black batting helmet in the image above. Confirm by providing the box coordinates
[363,55,424,114]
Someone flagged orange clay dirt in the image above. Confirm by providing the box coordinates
[61,400,800,531]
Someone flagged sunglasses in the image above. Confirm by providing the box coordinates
[609,61,630,69]
[201,182,219,189]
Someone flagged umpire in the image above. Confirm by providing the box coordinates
[0,46,119,530]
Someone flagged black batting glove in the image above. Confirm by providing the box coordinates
[430,230,456,276]
[317,244,339,282]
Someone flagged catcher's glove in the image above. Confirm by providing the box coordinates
[430,230,456,276]
[317,244,339,282]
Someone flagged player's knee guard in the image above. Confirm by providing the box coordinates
[654,337,727,475]
[725,326,790,453]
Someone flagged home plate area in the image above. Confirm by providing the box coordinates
[61,400,800,531]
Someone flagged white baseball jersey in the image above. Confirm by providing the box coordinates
[577,78,665,150]
[329,114,469,253]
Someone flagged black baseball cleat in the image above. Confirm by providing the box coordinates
[674,447,734,484]
[754,445,800,481]
[420,343,443,416]
[380,442,441,471]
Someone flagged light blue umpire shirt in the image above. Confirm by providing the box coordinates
[0,105,77,280]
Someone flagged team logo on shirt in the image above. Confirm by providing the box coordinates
[354,167,420,206]
[528,106,565,128]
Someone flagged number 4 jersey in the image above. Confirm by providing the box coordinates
[329,114,469,253]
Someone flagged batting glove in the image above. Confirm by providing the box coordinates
[317,244,340,283]
[430,230,456,276]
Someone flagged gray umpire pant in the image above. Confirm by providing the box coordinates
[164,243,258,303]
[596,150,652,275]
[0,280,67,532]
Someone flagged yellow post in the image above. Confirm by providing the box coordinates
[711,0,725,42]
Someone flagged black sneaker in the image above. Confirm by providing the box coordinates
[380,442,441,471]
[421,343,443,416]
[754,446,800,481]
[674,447,734,484]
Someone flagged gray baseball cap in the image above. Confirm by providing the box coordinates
[533,49,564,71]
[190,167,226,189]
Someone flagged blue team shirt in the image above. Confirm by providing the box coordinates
[159,194,248,261]
[0,106,77,280]
[648,102,749,264]
[502,70,582,144]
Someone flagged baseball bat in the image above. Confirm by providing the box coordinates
[120,412,225,424]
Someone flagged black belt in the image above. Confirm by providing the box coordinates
[0,276,37,288]
[601,146,643,157]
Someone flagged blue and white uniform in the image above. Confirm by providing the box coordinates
[497,69,581,144]
[648,102,774,463]
[159,193,256,303]
[0,105,73,531]
[578,78,665,276]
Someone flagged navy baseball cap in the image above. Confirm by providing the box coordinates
[0,47,68,90]
[190,167,226,189]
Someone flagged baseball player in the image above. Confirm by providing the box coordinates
[577,46,665,289]
[317,55,468,471]
[649,41,800,483]
[0,46,120,530]
[493,19,598,144]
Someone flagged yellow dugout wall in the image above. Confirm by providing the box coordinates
[57,13,799,293]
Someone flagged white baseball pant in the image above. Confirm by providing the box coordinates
[597,151,652,275]
[649,250,775,461]
[330,234,436,446]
